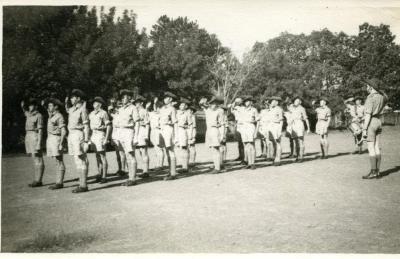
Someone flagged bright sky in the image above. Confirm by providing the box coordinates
[4,0,400,59]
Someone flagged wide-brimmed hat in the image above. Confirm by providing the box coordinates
[46,97,63,107]
[354,96,364,102]
[344,97,355,104]
[319,96,329,104]
[93,97,106,106]
[209,96,224,104]
[292,96,303,103]
[164,91,177,100]
[363,78,382,92]
[179,98,191,105]
[243,95,254,102]
[119,89,134,97]
[270,96,282,102]
[27,97,39,106]
[71,89,86,100]
[134,95,146,103]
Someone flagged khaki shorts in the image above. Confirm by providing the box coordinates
[367,117,382,142]
[316,120,329,135]
[117,128,135,153]
[68,130,85,156]
[241,123,256,143]
[135,126,149,147]
[259,125,270,139]
[291,120,305,138]
[188,128,196,145]
[90,130,106,152]
[268,122,282,141]
[161,125,174,148]
[176,127,188,147]
[47,134,62,157]
[25,131,40,154]
[206,127,221,147]
[150,128,165,147]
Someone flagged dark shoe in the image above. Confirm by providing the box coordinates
[245,165,251,169]
[362,170,378,179]
[100,178,108,184]
[95,174,102,182]
[138,172,150,178]
[250,165,256,170]
[296,158,303,163]
[376,170,382,179]
[49,183,64,190]
[72,186,88,193]
[116,170,127,177]
[352,151,359,155]
[121,180,136,186]
[28,181,43,188]
[274,162,281,167]
[179,169,189,174]
[164,175,177,181]
[234,157,243,161]
[210,169,221,174]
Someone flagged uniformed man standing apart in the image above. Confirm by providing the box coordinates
[361,78,387,179]
[149,97,165,171]
[290,97,310,163]
[108,97,128,176]
[236,96,259,170]
[176,98,192,173]
[89,97,111,183]
[187,106,197,167]
[66,89,90,193]
[283,99,295,158]
[21,98,45,187]
[45,98,67,189]
[268,96,284,166]
[219,105,229,166]
[115,89,140,186]
[134,95,150,178]
[199,97,225,174]
[315,97,332,159]
[159,92,179,180]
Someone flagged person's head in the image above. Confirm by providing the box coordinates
[70,89,85,106]
[263,99,270,108]
[119,89,132,105]
[27,98,38,112]
[293,97,302,106]
[355,97,363,106]
[209,97,222,110]
[269,96,281,107]
[235,97,243,106]
[134,96,145,107]
[163,92,176,105]
[243,96,253,107]
[109,97,116,105]
[179,98,190,111]
[93,97,106,110]
[320,99,327,107]
[47,98,62,113]
[364,78,381,94]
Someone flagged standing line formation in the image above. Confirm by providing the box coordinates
[20,78,387,193]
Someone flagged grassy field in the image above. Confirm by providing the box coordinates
[2,126,400,253]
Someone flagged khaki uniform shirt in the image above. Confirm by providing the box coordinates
[269,106,284,123]
[149,111,161,129]
[365,92,386,117]
[89,109,111,131]
[117,103,139,128]
[25,110,44,131]
[177,109,191,128]
[67,104,89,130]
[316,106,331,121]
[47,111,65,135]
[205,108,224,128]
[291,105,307,121]
[159,105,177,126]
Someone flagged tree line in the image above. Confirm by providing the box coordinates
[3,6,400,151]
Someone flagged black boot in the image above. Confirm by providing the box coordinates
[362,170,377,179]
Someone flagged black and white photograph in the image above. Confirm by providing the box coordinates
[1,0,400,254]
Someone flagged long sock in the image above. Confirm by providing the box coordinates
[143,154,149,173]
[214,148,221,170]
[129,159,137,181]
[182,149,189,170]
[369,156,377,170]
[320,141,325,156]
[81,168,88,188]
[170,153,176,176]
[250,144,256,165]
[376,154,381,170]
[325,140,329,156]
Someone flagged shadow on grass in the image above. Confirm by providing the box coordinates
[13,231,98,252]
[378,166,400,178]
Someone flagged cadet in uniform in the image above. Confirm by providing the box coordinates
[259,98,274,160]
[231,98,246,163]
[108,97,128,176]
[361,79,387,179]
[45,98,67,189]
[187,106,197,167]
[219,105,229,166]
[283,100,295,158]
[115,89,140,186]
[149,97,165,171]
[354,96,366,154]
[268,96,284,166]
[89,97,111,183]
[159,92,178,180]
[199,97,224,174]
[176,98,192,173]
[290,97,310,162]
[21,98,45,187]
[315,97,332,159]
[134,95,150,178]
[66,89,90,193]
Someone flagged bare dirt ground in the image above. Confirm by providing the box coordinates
[2,126,400,253]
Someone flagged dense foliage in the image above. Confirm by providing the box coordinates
[3,6,400,151]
